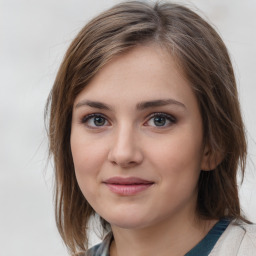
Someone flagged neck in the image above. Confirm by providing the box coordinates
[110,215,218,256]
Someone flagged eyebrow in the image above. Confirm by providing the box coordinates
[136,99,186,110]
[75,100,112,110]
[75,99,186,110]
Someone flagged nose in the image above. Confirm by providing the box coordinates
[107,125,143,168]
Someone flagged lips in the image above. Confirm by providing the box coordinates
[103,177,154,196]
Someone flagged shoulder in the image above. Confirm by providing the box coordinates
[86,232,113,256]
[236,222,256,255]
[210,220,256,256]
[86,243,102,256]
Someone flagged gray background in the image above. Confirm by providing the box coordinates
[1,0,255,255]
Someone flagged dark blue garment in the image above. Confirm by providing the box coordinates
[185,219,230,256]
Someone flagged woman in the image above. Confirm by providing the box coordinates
[46,1,256,255]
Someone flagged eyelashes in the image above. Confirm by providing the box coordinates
[81,114,110,128]
[145,112,176,127]
[80,112,176,129]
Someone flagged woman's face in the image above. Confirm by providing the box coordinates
[71,45,209,230]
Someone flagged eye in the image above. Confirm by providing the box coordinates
[81,114,109,128]
[145,113,176,127]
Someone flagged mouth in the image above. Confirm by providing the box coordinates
[103,177,154,196]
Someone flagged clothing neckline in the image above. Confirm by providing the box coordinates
[184,218,230,256]
[87,218,230,256]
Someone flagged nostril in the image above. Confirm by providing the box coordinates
[109,157,140,168]
[119,161,136,168]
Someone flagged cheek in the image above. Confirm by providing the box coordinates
[151,133,203,168]
[71,142,104,210]
[147,128,203,188]
[71,129,105,171]
[70,132,106,195]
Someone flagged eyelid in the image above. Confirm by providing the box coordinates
[144,112,176,127]
[79,112,176,128]
[81,113,110,128]
[147,112,176,121]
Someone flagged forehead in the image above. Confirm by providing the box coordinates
[74,45,196,107]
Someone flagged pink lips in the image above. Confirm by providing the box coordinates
[103,177,154,196]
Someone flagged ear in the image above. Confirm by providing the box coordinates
[201,146,224,171]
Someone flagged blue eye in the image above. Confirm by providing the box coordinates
[146,113,176,127]
[82,114,109,128]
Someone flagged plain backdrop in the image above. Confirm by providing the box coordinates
[1,0,256,255]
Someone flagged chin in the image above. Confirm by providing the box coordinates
[103,213,154,230]
[110,220,148,230]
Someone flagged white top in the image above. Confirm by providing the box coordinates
[210,221,256,255]
[87,220,256,256]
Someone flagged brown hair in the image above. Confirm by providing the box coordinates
[46,1,248,254]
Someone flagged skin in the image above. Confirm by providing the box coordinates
[71,45,218,256]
